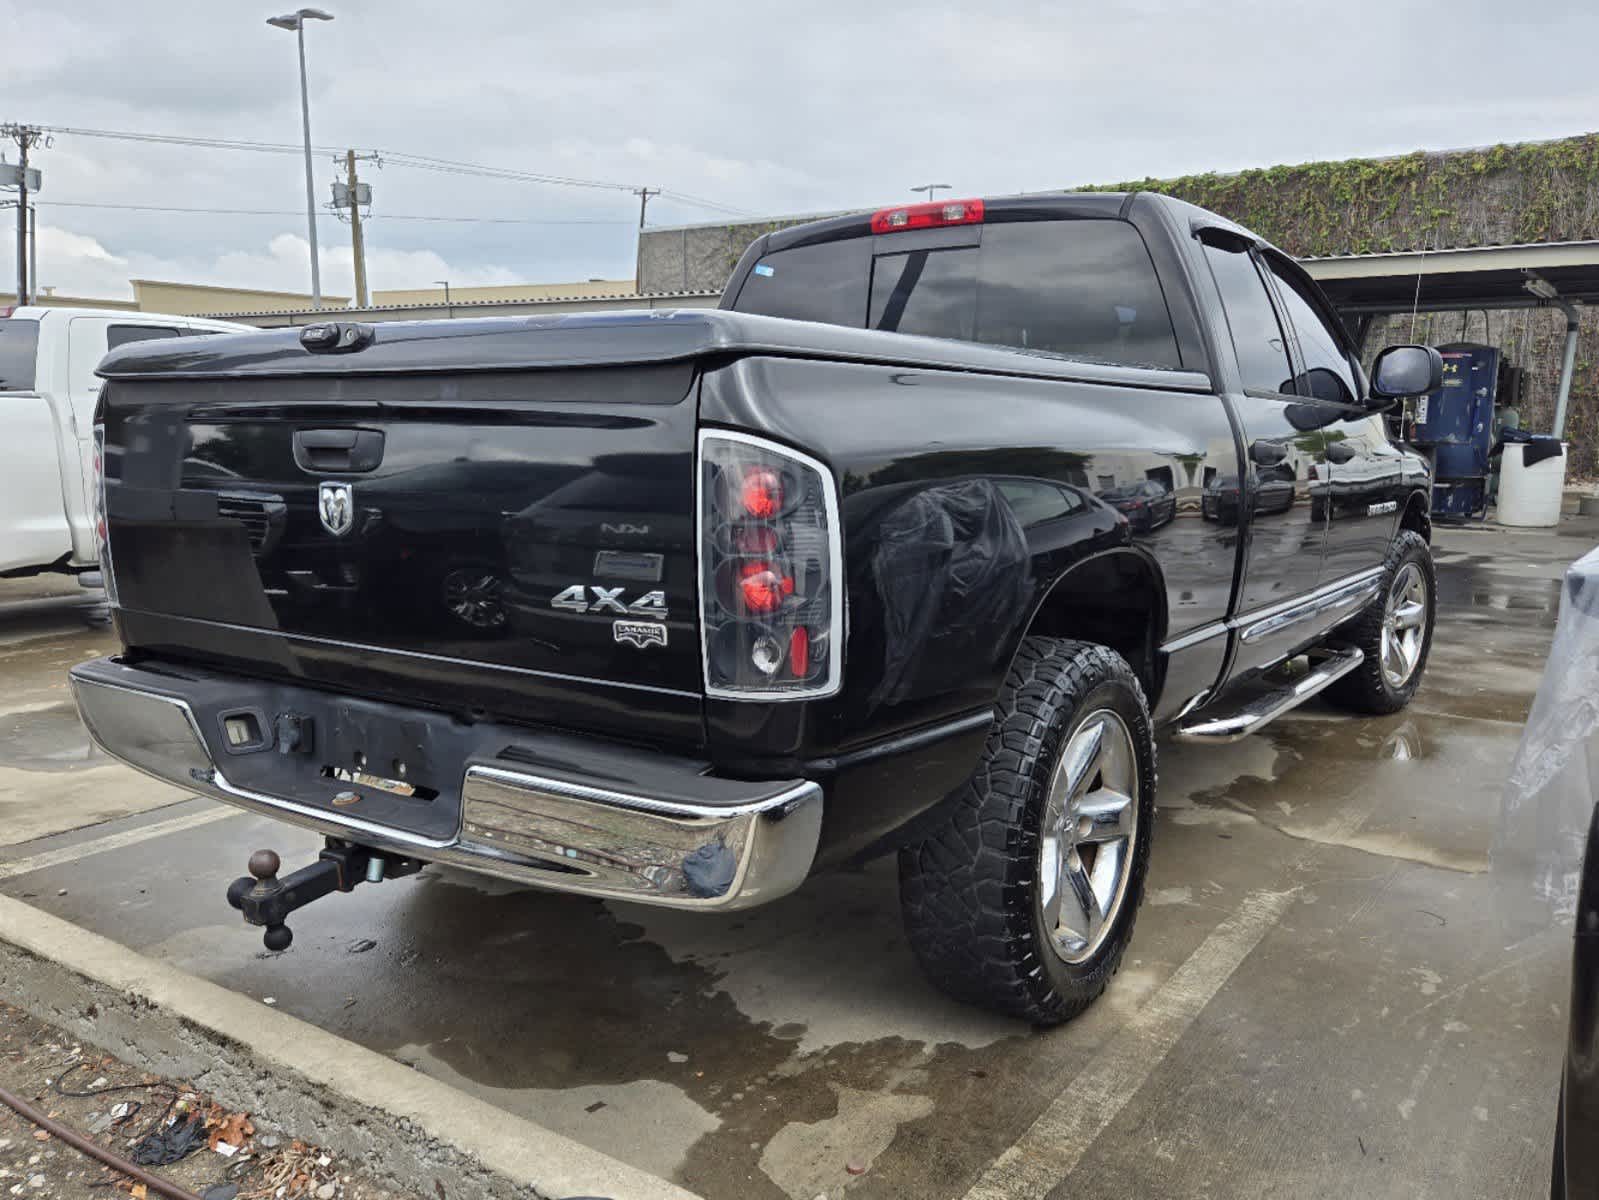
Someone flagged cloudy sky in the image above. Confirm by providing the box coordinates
[5,0,1598,302]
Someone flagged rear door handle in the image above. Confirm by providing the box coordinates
[1325,442,1357,464]
[293,428,385,473]
[1249,439,1288,466]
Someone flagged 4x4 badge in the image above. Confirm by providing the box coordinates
[614,620,668,649]
[319,481,354,536]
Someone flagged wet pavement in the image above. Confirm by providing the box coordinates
[0,520,1589,1200]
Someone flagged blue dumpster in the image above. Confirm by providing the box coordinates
[1412,342,1497,519]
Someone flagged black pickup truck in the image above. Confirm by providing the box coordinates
[71,191,1443,1024]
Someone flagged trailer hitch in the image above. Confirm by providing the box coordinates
[226,840,422,951]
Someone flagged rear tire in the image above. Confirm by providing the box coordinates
[1325,530,1436,715]
[898,638,1156,1025]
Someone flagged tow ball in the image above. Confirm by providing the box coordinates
[226,839,422,951]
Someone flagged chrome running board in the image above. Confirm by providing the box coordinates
[1173,648,1364,744]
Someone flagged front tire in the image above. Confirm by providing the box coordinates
[1325,530,1436,714]
[898,638,1156,1025]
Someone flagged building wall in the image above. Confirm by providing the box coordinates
[370,279,636,306]
[34,292,139,312]
[639,213,849,296]
[131,280,350,315]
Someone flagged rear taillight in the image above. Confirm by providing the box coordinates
[869,198,984,235]
[698,430,842,700]
[92,424,119,606]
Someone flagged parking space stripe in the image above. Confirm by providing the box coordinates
[961,887,1299,1200]
[0,806,239,881]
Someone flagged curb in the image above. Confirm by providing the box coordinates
[0,892,701,1200]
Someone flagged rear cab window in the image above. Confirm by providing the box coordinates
[0,318,41,391]
[733,216,1182,369]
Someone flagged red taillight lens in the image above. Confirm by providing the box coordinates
[699,432,841,699]
[740,466,784,519]
[789,626,810,677]
[870,198,985,235]
[738,561,793,614]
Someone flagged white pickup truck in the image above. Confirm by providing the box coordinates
[1,305,247,580]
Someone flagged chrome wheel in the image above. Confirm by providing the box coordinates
[1037,709,1139,965]
[1380,562,1427,689]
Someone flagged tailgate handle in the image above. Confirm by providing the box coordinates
[293,428,385,473]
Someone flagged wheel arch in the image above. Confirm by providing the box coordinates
[1006,547,1169,707]
[1401,488,1431,542]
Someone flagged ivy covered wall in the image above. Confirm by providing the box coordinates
[1088,133,1599,255]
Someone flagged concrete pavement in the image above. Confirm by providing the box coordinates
[0,517,1589,1199]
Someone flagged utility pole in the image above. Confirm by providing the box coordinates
[336,150,378,308]
[2,124,44,305]
[346,151,367,307]
[634,187,659,294]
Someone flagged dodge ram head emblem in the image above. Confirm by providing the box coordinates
[318,482,354,536]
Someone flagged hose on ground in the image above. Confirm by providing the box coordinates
[0,1080,206,1200]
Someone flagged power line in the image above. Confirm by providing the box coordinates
[37,123,753,216]
[35,199,632,225]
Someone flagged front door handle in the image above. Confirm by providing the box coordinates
[1325,442,1357,464]
[1249,439,1288,467]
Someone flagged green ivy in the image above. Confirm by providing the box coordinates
[1083,133,1599,256]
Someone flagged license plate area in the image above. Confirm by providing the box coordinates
[188,686,471,843]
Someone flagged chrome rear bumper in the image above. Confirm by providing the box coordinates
[70,661,821,911]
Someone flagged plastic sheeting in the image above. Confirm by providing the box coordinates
[1496,544,1599,920]
[869,479,1032,709]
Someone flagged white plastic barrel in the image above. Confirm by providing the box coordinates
[1497,442,1567,527]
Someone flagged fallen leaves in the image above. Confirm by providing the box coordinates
[204,1104,255,1151]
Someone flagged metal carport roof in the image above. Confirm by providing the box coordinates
[1301,241,1599,435]
[1303,241,1599,313]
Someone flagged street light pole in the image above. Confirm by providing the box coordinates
[268,8,335,309]
[434,279,453,319]
[911,183,952,203]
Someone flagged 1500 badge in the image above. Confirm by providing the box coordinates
[551,585,668,617]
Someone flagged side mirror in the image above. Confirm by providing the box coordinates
[1371,344,1443,401]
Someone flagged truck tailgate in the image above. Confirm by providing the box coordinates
[100,343,704,746]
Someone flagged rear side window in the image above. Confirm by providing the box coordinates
[0,319,40,390]
[733,238,870,326]
[870,221,1180,367]
[107,325,183,349]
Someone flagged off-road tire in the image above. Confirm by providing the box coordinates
[898,638,1157,1025]
[1325,530,1436,715]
